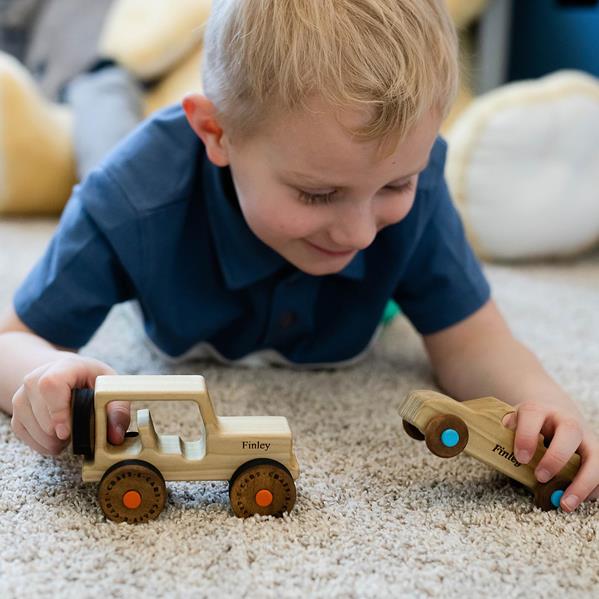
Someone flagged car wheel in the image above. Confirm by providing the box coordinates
[98,460,167,523]
[229,459,296,518]
[534,478,570,511]
[425,414,469,458]
[71,388,95,458]
[402,419,425,441]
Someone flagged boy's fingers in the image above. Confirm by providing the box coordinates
[501,412,516,430]
[513,403,546,463]
[11,396,67,456]
[22,364,56,436]
[562,455,599,511]
[11,417,55,455]
[34,368,76,439]
[106,401,131,445]
[40,357,116,439]
[534,420,583,483]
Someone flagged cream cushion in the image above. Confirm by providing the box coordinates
[0,53,76,214]
[99,0,211,80]
[446,71,599,260]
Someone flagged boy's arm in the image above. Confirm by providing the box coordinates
[0,305,130,454]
[422,299,571,409]
[422,298,599,511]
[0,306,76,415]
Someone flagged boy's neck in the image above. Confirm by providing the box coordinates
[219,165,241,213]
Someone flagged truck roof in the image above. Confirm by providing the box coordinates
[95,375,207,401]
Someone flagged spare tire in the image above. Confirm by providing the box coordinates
[71,388,95,459]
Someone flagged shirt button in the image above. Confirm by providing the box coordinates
[279,311,297,329]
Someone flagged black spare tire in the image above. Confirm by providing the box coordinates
[71,388,95,459]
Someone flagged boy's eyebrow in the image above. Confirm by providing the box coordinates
[281,161,429,188]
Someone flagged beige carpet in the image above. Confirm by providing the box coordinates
[1,217,598,598]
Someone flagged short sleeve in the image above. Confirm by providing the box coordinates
[13,171,139,349]
[393,175,491,335]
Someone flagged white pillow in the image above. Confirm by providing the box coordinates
[446,70,599,260]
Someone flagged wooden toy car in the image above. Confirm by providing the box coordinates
[70,375,300,523]
[399,390,581,511]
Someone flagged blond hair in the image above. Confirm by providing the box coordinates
[202,0,458,155]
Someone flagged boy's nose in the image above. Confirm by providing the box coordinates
[329,204,378,251]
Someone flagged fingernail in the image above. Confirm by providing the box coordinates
[563,495,579,510]
[56,424,69,440]
[517,450,530,463]
[536,468,550,483]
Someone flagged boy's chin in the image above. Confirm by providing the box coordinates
[288,254,355,277]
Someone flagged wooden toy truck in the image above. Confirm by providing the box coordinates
[399,390,581,511]
[70,375,300,523]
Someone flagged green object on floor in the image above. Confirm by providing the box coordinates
[381,299,401,325]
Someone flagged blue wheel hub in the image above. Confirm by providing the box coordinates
[550,489,564,509]
[440,428,460,448]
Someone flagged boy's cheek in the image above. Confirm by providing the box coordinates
[271,213,320,239]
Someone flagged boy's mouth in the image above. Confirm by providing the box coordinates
[304,240,356,257]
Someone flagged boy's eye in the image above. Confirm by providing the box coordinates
[386,180,414,195]
[296,179,414,206]
[297,190,337,205]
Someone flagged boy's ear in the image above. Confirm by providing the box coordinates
[182,94,230,167]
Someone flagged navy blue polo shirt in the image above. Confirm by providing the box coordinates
[13,105,490,367]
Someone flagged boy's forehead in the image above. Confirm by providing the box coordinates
[263,100,441,182]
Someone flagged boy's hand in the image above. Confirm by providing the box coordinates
[502,400,599,512]
[11,355,130,456]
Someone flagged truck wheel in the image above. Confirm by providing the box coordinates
[534,478,570,511]
[425,414,469,458]
[98,460,166,523]
[402,419,425,441]
[71,388,95,458]
[229,459,296,518]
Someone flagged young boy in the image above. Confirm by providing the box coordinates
[0,0,597,512]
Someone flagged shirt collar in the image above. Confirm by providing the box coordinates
[202,157,365,290]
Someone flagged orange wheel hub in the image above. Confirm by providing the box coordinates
[255,489,273,507]
[122,490,142,510]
